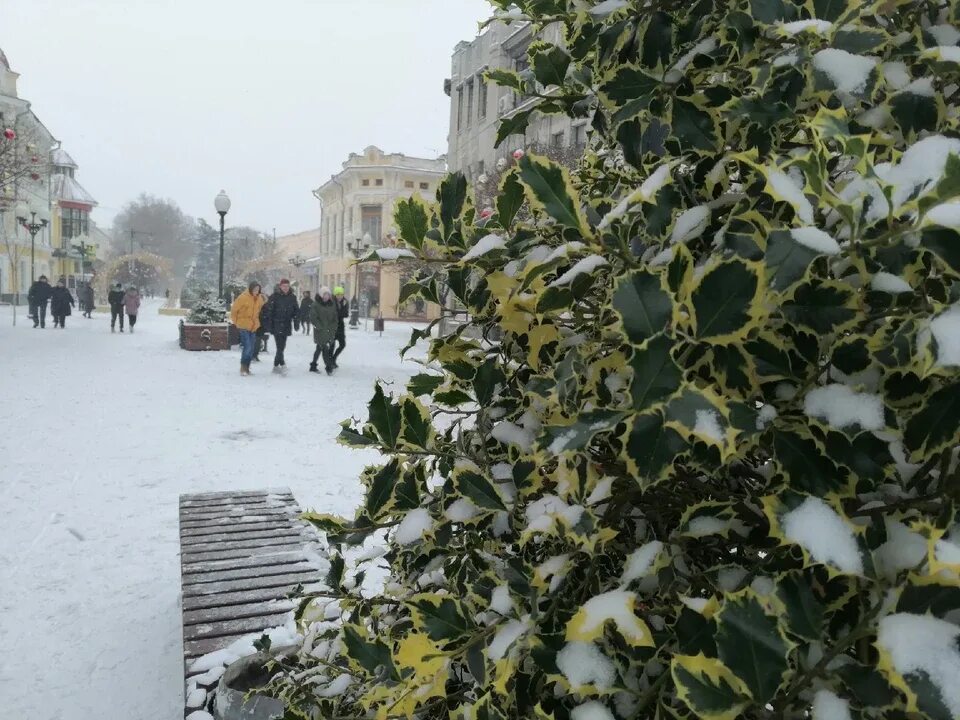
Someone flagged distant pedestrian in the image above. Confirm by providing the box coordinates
[50,279,74,329]
[108,282,126,332]
[332,286,349,367]
[230,281,265,376]
[309,286,339,375]
[124,286,141,333]
[298,290,313,335]
[266,279,300,373]
[27,274,52,329]
[81,283,95,318]
[254,291,273,363]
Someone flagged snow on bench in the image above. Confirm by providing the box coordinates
[179,488,326,717]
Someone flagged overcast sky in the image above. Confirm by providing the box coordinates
[3,0,490,235]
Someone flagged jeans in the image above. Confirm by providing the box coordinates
[30,302,47,327]
[274,332,288,366]
[239,330,256,366]
[111,307,124,329]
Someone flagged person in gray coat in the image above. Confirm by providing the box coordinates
[309,287,340,375]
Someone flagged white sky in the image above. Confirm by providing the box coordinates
[2,0,491,235]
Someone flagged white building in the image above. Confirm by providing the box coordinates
[312,146,446,319]
[445,20,588,180]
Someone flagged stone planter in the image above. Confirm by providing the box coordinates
[213,646,295,720]
[180,321,231,351]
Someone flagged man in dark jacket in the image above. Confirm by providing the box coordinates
[332,286,349,367]
[108,282,125,332]
[299,290,313,335]
[267,278,300,373]
[80,282,95,318]
[27,275,52,328]
[50,278,74,328]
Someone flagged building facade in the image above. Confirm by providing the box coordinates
[49,147,100,289]
[313,146,445,320]
[275,227,321,295]
[445,21,588,183]
[0,47,56,301]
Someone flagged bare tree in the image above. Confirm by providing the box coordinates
[0,116,51,199]
[111,194,195,282]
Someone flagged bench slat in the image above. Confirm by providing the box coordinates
[181,543,309,565]
[182,583,322,612]
[184,612,294,642]
[183,570,322,598]
[183,562,318,586]
[180,521,294,538]
[183,599,298,626]
[180,529,305,547]
[182,551,308,574]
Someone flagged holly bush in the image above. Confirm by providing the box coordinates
[272,1,960,719]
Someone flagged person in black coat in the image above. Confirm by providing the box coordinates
[298,290,313,335]
[266,279,300,372]
[49,279,74,329]
[108,282,126,332]
[332,286,350,367]
[27,275,52,328]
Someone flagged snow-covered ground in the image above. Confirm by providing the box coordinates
[0,301,422,719]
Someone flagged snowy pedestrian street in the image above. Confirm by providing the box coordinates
[0,302,420,719]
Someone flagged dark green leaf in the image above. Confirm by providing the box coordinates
[439,173,468,241]
[368,384,402,449]
[782,282,855,334]
[837,662,900,708]
[675,607,717,655]
[904,381,960,458]
[408,373,444,397]
[750,0,797,23]
[897,580,960,615]
[495,109,537,149]
[343,625,397,679]
[394,466,422,511]
[813,0,849,22]
[497,170,525,228]
[457,470,506,511]
[625,411,686,483]
[777,572,824,640]
[394,196,428,251]
[613,270,674,344]
[531,42,571,87]
[691,260,760,340]
[465,641,487,685]
[485,68,524,91]
[601,66,659,124]
[921,228,960,274]
[671,101,719,152]
[764,230,821,291]
[825,431,892,484]
[833,28,887,53]
[891,91,938,139]
[365,460,400,520]
[401,398,432,450]
[338,422,379,447]
[412,596,475,641]
[715,596,789,703]
[630,334,683,411]
[773,430,844,494]
[474,359,505,407]
[673,659,748,718]
[540,411,627,454]
[517,154,586,231]
[326,553,346,590]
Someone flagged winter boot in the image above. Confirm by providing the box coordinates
[309,364,319,373]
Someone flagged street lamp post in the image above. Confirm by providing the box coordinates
[214,190,231,299]
[346,235,369,329]
[288,254,305,288]
[16,201,49,284]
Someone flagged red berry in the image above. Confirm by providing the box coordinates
[3,128,14,140]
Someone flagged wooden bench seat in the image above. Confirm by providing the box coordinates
[178,488,325,717]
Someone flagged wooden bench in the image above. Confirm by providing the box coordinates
[179,488,326,717]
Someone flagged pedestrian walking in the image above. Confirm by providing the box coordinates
[50,278,74,329]
[299,290,313,335]
[266,279,299,373]
[309,287,339,375]
[108,282,125,332]
[254,292,272,363]
[230,281,265,376]
[27,275,52,328]
[81,282,95,318]
[124,286,141,333]
[332,286,349,367]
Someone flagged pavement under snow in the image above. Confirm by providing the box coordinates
[0,301,421,719]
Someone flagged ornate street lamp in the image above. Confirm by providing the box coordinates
[346,234,370,328]
[16,200,49,283]
[214,190,231,299]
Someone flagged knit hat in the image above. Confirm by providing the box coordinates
[320,286,332,297]
[333,286,345,296]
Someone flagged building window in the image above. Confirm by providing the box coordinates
[375,179,383,187]
[574,124,588,146]
[478,76,488,119]
[362,179,370,187]
[457,87,464,131]
[62,207,89,240]
[361,205,383,244]
[405,180,414,189]
[551,130,566,148]
[466,80,474,126]
[420,182,429,190]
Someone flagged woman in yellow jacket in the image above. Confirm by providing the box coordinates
[230,282,265,375]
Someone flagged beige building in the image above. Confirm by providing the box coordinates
[445,20,587,182]
[312,145,446,320]
[275,227,321,294]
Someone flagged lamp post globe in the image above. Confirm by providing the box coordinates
[214,190,230,299]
